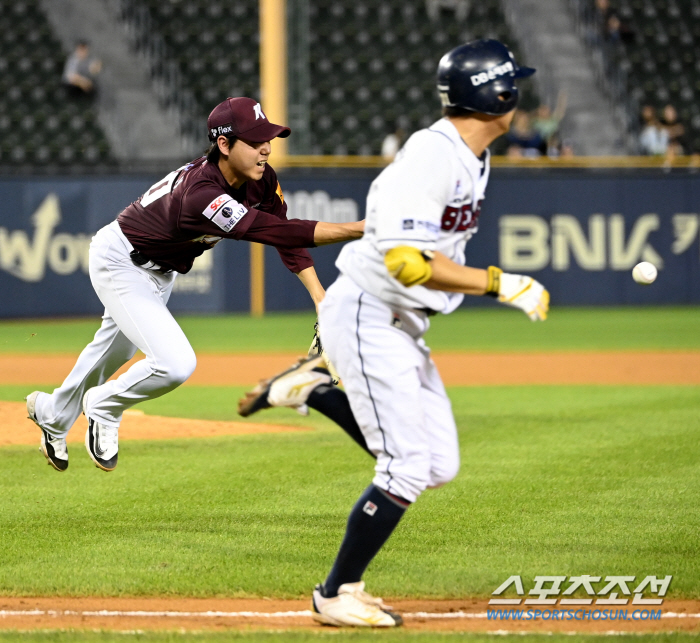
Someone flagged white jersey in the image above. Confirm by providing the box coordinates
[336,117,490,314]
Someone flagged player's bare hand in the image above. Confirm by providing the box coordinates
[497,272,549,321]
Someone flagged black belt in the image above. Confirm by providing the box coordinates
[130,250,172,273]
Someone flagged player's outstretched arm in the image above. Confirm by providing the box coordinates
[388,249,549,321]
[313,220,365,245]
[425,252,549,321]
[296,266,326,312]
[422,250,488,294]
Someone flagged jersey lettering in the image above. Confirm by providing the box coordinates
[440,199,483,233]
[140,165,188,207]
[202,194,248,233]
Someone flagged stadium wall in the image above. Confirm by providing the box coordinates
[0,169,698,318]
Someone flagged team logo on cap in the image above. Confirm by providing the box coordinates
[212,124,233,137]
[253,103,265,120]
[470,60,514,86]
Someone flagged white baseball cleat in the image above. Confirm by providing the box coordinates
[238,355,332,417]
[311,582,403,627]
[83,390,119,472]
[27,390,69,472]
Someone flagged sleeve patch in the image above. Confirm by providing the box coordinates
[202,194,248,232]
[275,181,284,204]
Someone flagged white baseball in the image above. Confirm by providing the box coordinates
[632,261,657,285]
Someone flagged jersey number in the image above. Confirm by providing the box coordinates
[440,200,483,232]
[140,165,187,207]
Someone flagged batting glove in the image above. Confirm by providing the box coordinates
[486,266,549,321]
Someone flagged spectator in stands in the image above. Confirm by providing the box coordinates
[605,13,622,42]
[658,104,691,167]
[660,104,688,155]
[593,0,614,36]
[505,110,543,158]
[560,138,575,157]
[592,0,634,44]
[425,0,470,21]
[604,12,635,43]
[532,91,567,156]
[638,105,668,156]
[62,40,102,100]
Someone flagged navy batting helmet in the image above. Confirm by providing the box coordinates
[437,39,536,115]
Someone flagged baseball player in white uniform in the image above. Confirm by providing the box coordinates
[239,40,549,627]
[26,97,364,474]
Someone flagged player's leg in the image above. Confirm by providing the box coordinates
[85,275,193,423]
[311,277,433,627]
[420,356,460,489]
[306,384,372,455]
[28,301,138,471]
[32,314,138,438]
[238,355,372,455]
[80,223,196,469]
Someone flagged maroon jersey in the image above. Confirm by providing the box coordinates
[117,157,316,274]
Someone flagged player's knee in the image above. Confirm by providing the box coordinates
[387,464,433,503]
[163,349,197,386]
[114,342,138,364]
[428,454,460,488]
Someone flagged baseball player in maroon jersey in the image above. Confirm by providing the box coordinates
[26,97,364,473]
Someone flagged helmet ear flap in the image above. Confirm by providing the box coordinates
[493,82,519,113]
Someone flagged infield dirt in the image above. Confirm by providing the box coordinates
[3,350,697,446]
[2,350,699,386]
[1,597,699,633]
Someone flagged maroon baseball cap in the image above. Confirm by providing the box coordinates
[207,97,291,143]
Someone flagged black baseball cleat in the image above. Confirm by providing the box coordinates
[27,391,68,472]
[237,355,332,417]
[83,391,119,472]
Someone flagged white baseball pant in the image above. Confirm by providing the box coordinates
[34,220,196,436]
[318,274,460,503]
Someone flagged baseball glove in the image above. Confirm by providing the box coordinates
[308,320,340,384]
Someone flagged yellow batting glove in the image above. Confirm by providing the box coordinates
[489,268,550,321]
[384,246,433,287]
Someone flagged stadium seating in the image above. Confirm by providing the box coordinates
[585,0,700,153]
[124,0,260,117]
[306,0,536,155]
[121,0,535,156]
[0,0,114,169]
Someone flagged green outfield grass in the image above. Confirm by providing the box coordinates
[1,384,698,598]
[1,308,699,643]
[0,306,698,354]
[0,633,697,643]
